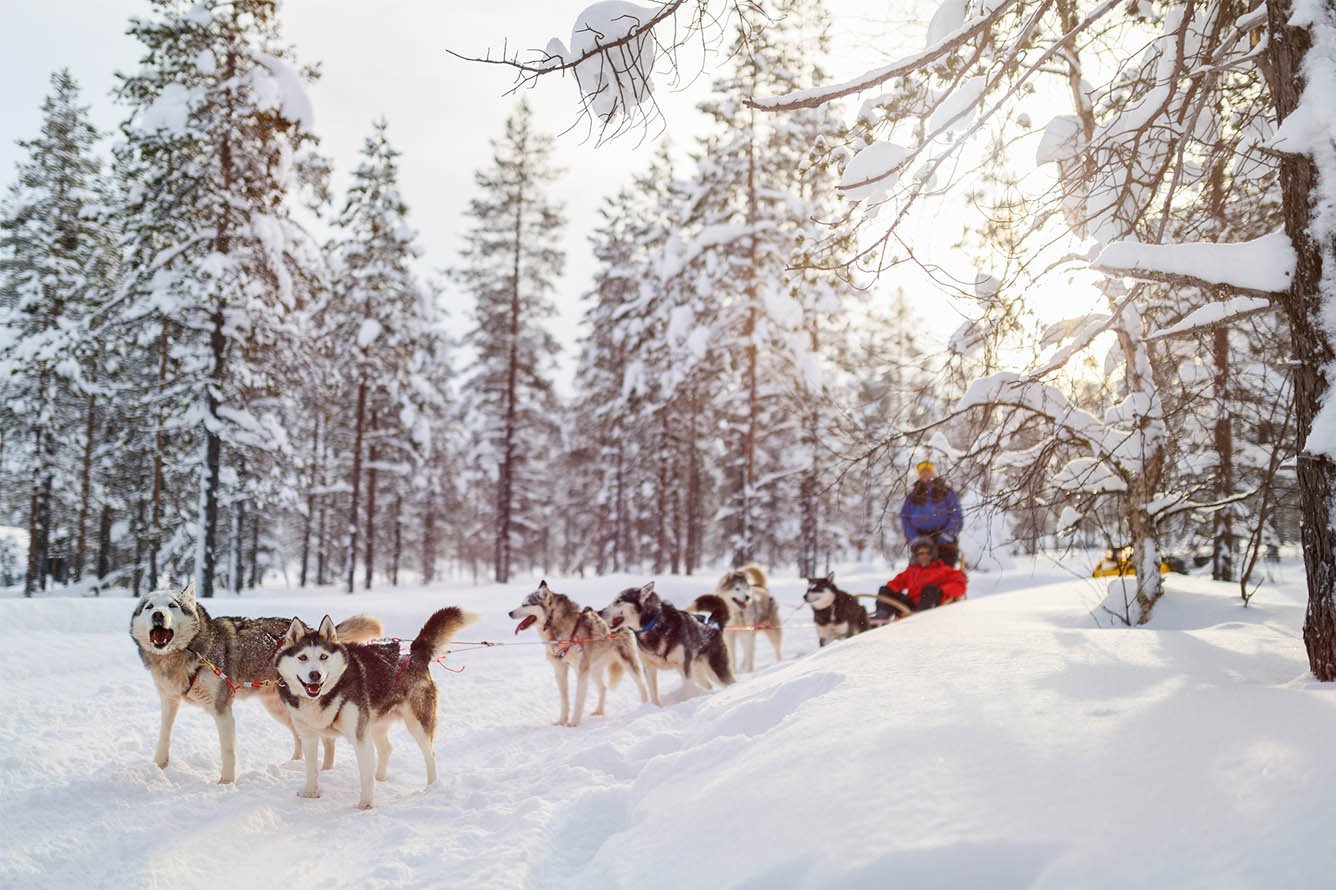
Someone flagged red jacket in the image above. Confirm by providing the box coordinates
[887,560,967,606]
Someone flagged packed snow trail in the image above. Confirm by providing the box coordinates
[3,563,1336,889]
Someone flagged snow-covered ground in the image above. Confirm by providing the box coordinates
[2,558,1333,889]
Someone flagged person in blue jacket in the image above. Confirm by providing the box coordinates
[900,460,963,567]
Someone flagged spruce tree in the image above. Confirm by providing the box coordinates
[0,70,112,595]
[326,120,432,592]
[112,0,325,596]
[455,100,565,583]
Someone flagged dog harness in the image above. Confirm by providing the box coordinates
[185,647,279,696]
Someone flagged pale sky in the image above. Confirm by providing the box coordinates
[1,0,940,385]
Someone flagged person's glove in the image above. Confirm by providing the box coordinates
[877,585,892,599]
[938,533,955,543]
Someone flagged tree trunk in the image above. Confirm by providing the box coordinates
[248,508,260,589]
[150,320,169,584]
[316,491,328,587]
[391,493,402,586]
[299,419,318,587]
[737,97,760,568]
[230,496,244,595]
[199,310,225,599]
[363,423,378,591]
[686,387,703,575]
[1266,0,1336,679]
[74,392,96,582]
[496,179,524,585]
[1212,323,1236,581]
[95,503,112,594]
[25,462,41,597]
[346,379,367,594]
[421,488,437,584]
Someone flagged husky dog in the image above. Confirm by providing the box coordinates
[803,573,870,646]
[715,563,782,672]
[509,580,648,727]
[601,582,734,705]
[129,579,382,784]
[274,607,477,809]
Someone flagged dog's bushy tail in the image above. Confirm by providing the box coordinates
[686,594,732,630]
[410,608,480,666]
[335,614,384,644]
[742,562,768,590]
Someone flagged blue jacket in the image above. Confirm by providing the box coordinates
[900,480,962,542]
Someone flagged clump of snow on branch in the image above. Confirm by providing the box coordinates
[251,52,315,131]
[1095,231,1297,295]
[838,141,906,203]
[1147,297,1273,341]
[545,1,657,122]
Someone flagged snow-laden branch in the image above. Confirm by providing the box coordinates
[1146,296,1273,341]
[1094,230,1297,297]
[748,0,1020,112]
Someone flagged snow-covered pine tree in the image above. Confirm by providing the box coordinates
[325,119,433,592]
[0,70,114,595]
[454,100,565,583]
[112,0,325,596]
[681,0,852,568]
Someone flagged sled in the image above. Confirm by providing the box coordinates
[858,589,966,626]
[1091,545,1172,578]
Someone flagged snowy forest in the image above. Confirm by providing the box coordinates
[3,0,1336,670]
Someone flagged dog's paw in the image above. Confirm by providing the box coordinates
[355,801,374,810]
[218,775,235,785]
[297,789,321,799]
[154,756,169,769]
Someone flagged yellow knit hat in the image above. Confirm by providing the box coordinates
[916,460,936,476]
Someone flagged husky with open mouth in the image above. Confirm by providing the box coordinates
[129,578,382,783]
[274,607,477,808]
[600,582,734,705]
[509,580,648,726]
[715,563,783,672]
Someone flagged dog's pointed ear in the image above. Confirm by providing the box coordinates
[317,615,337,641]
[180,580,196,607]
[639,581,659,608]
[284,617,306,644]
[538,579,549,591]
[825,571,835,583]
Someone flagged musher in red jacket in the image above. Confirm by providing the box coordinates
[873,536,967,621]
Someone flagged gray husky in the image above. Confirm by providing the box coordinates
[601,582,734,705]
[509,580,648,727]
[715,563,783,672]
[274,607,477,809]
[129,579,382,783]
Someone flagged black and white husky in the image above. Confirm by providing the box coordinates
[129,578,382,783]
[510,580,648,726]
[274,607,477,809]
[803,573,870,646]
[715,563,783,672]
[600,582,734,704]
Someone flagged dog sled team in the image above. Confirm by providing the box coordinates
[127,460,968,807]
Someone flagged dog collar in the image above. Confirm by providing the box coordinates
[631,615,659,636]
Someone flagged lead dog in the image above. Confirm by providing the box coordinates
[129,578,382,783]
[600,582,734,704]
[803,573,870,646]
[715,563,782,672]
[510,580,648,726]
[274,607,477,809]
